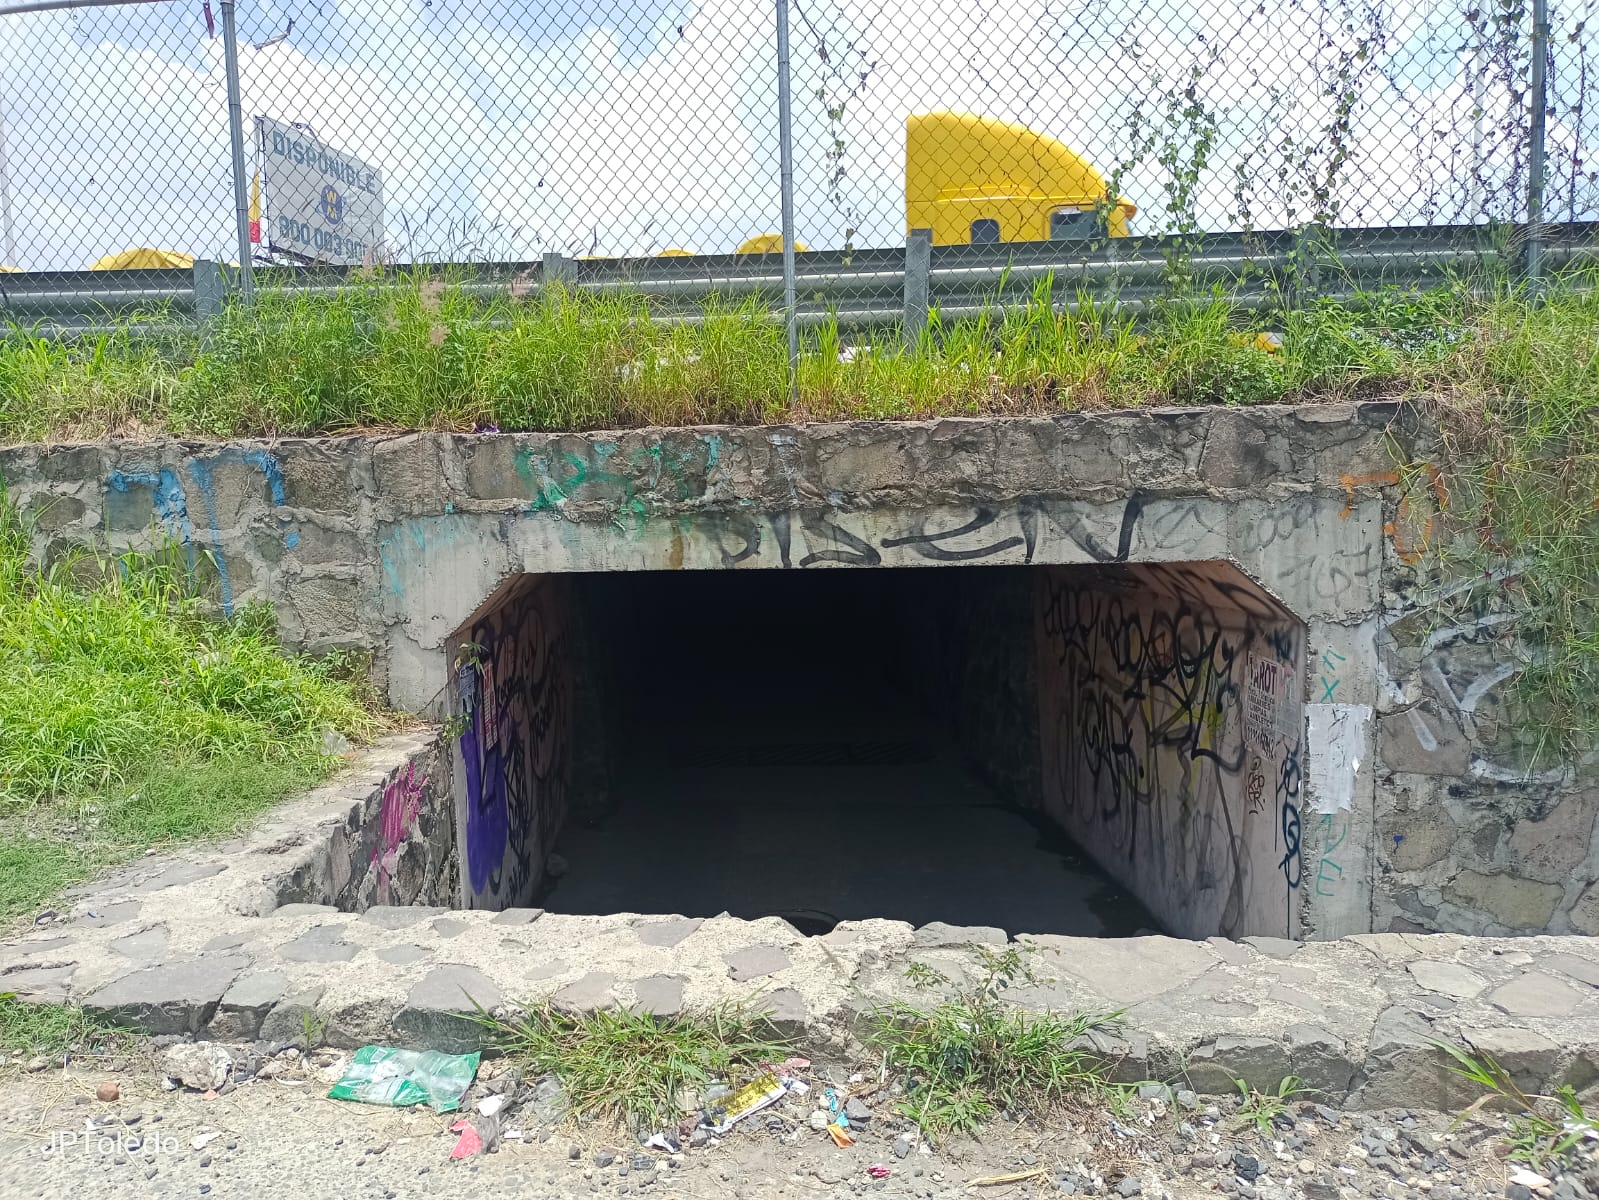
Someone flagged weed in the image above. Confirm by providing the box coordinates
[867,945,1121,1137]
[481,1001,790,1131]
[1436,1040,1597,1172]
[301,1009,328,1049]
[0,994,128,1056]
[1235,1075,1308,1136]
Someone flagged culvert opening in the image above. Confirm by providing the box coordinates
[444,561,1308,941]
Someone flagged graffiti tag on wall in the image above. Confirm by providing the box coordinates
[373,759,427,904]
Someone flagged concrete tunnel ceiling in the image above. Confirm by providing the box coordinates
[439,559,1309,943]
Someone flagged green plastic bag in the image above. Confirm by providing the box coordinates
[327,1046,481,1112]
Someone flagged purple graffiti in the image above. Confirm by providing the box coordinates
[461,660,510,895]
[373,760,427,903]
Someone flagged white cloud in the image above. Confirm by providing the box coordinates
[0,0,1594,270]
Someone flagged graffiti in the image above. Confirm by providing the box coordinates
[1036,562,1305,938]
[1313,811,1348,898]
[454,577,573,908]
[512,435,721,531]
[373,760,427,904]
[1339,464,1448,565]
[1317,647,1348,702]
[104,450,299,616]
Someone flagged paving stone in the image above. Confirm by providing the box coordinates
[375,944,432,966]
[1242,936,1302,959]
[1490,972,1586,1017]
[271,903,337,918]
[1543,954,1599,988]
[1285,1024,1356,1098]
[207,972,287,1041]
[360,906,446,930]
[83,955,251,1035]
[1271,964,1319,988]
[634,918,702,948]
[70,901,143,929]
[1069,1029,1153,1084]
[1463,1027,1561,1092]
[723,944,791,982]
[628,975,685,1019]
[1184,1036,1290,1094]
[490,908,543,926]
[1352,1005,1476,1110]
[1,962,77,1001]
[133,862,225,893]
[913,922,1007,948]
[431,918,470,939]
[6,937,71,957]
[258,986,327,1045]
[1406,960,1488,999]
[279,929,358,963]
[551,971,616,1015]
[1205,938,1254,965]
[756,987,810,1040]
[524,959,568,982]
[200,935,246,953]
[1030,935,1217,1005]
[394,966,503,1053]
[109,926,170,960]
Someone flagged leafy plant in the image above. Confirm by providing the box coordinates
[1436,1040,1597,1172]
[479,1001,789,1131]
[867,945,1121,1137]
[0,994,128,1056]
[1235,1074,1308,1136]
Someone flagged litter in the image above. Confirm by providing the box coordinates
[971,1168,1048,1187]
[1509,1170,1552,1190]
[868,1165,892,1179]
[645,1133,682,1153]
[827,1123,855,1148]
[191,1131,221,1151]
[476,1094,507,1118]
[825,1088,849,1129]
[710,1073,787,1135]
[327,1047,480,1112]
[448,1120,483,1159]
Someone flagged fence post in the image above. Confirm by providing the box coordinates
[774,0,798,402]
[1525,0,1550,285]
[903,229,931,348]
[543,251,572,288]
[193,259,225,320]
[219,0,255,306]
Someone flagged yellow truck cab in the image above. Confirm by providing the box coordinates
[905,111,1135,245]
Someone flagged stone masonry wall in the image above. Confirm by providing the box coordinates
[1,401,1592,936]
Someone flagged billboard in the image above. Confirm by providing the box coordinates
[256,116,383,266]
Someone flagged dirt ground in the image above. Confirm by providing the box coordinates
[0,1045,1576,1200]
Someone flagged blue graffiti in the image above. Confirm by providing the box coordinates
[107,450,298,617]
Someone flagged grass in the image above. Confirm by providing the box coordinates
[0,993,129,1057]
[1436,1040,1598,1172]
[1234,1074,1308,1135]
[481,1001,790,1132]
[0,497,375,920]
[0,265,1593,754]
[866,946,1121,1137]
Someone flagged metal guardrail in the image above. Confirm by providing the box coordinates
[3,223,1597,338]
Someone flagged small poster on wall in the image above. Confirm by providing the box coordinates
[1245,652,1300,754]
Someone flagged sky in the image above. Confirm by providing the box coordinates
[0,0,1595,270]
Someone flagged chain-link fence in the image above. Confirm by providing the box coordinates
[0,0,1595,327]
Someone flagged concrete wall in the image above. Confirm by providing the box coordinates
[3,402,1592,936]
[445,574,576,910]
[1035,562,1305,940]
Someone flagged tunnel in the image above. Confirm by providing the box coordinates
[444,560,1308,941]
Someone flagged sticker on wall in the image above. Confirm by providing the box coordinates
[1246,652,1300,754]
[481,659,499,750]
[1306,702,1371,814]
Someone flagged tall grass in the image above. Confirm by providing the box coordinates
[0,497,373,917]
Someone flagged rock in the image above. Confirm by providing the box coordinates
[1443,872,1562,932]
[808,1110,830,1131]
[24,1056,49,1072]
[1234,1153,1261,1181]
[568,1146,581,1161]
[1305,1181,1342,1200]
[84,956,251,1035]
[1464,1028,1561,1092]
[1506,1186,1534,1200]
[1119,1177,1143,1196]
[1286,1024,1356,1098]
[633,918,702,949]
[1187,1036,1290,1094]
[595,1151,615,1168]
[1489,974,1585,1019]
[530,1075,568,1126]
[160,1044,233,1092]
[1175,1089,1199,1110]
[629,975,685,1020]
[844,1098,872,1123]
[96,1081,119,1102]
[722,945,791,983]
[1405,962,1487,1000]
[393,966,502,1052]
[893,1135,913,1160]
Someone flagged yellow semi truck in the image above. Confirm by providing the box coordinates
[737,110,1135,254]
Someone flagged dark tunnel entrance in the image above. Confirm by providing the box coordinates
[447,561,1309,940]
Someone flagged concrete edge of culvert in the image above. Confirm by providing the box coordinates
[0,735,1595,1111]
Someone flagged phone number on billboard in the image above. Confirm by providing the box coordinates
[273,216,371,261]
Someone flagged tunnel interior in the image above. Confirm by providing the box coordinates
[445,560,1308,940]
